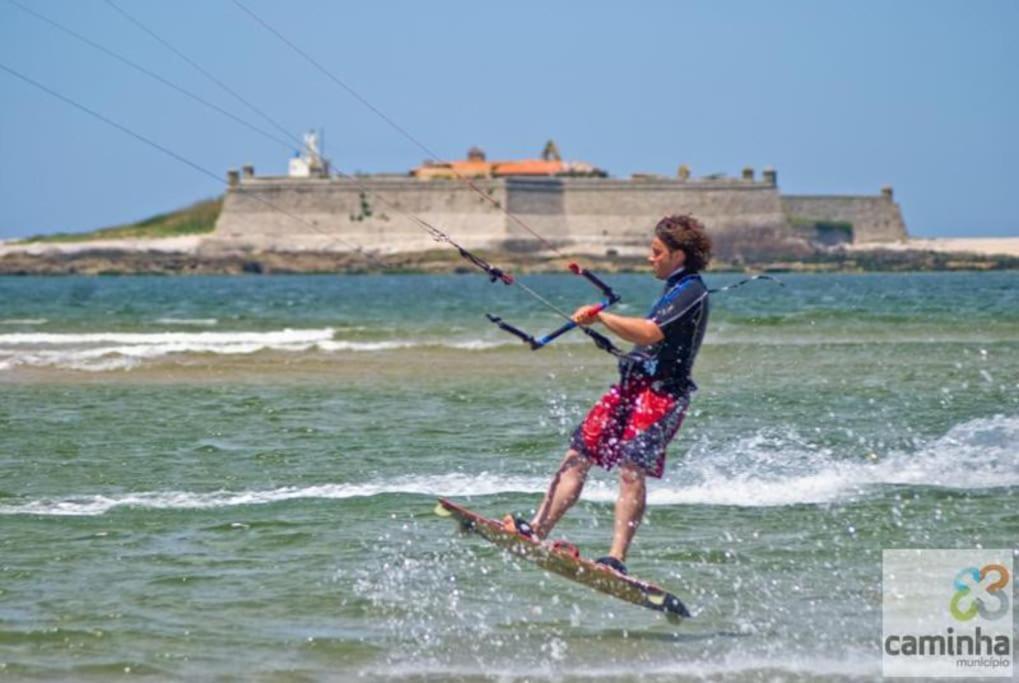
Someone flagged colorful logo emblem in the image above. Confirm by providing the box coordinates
[950,563,1010,621]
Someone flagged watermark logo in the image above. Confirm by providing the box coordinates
[883,549,1013,678]
[949,564,1010,621]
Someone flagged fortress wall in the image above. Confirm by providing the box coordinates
[207,171,906,260]
[505,178,782,234]
[207,177,508,254]
[568,179,787,236]
[502,179,566,249]
[782,194,906,243]
[503,178,789,251]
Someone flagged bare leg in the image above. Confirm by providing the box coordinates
[530,449,591,539]
[607,462,646,561]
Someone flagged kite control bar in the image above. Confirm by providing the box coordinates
[486,262,623,353]
[566,261,617,300]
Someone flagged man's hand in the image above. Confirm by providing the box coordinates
[571,304,603,326]
[571,304,665,345]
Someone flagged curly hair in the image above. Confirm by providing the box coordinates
[654,214,712,273]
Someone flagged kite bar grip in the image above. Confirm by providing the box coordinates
[568,262,620,303]
[486,314,540,349]
[533,298,612,349]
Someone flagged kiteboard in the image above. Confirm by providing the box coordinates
[434,497,690,621]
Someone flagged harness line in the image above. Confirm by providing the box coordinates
[6,0,294,152]
[228,0,567,258]
[0,13,611,349]
[0,62,378,264]
[7,4,780,354]
[95,0,623,349]
[228,0,627,347]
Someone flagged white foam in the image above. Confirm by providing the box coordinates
[0,327,334,371]
[0,318,47,325]
[0,328,334,346]
[317,339,419,352]
[448,339,513,351]
[650,413,1019,506]
[2,414,1015,516]
[153,317,219,326]
[0,327,522,370]
[707,332,1019,346]
[363,652,880,681]
[0,474,543,516]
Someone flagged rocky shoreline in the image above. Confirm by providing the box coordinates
[1,242,1018,275]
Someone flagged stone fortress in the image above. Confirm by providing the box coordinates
[207,135,907,261]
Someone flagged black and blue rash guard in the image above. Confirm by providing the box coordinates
[618,269,710,394]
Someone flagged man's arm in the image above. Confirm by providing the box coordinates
[572,278,707,346]
[572,306,664,346]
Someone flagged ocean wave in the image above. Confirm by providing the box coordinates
[0,474,544,516]
[648,413,1019,507]
[706,332,1019,346]
[153,317,219,326]
[448,339,513,351]
[0,327,523,370]
[362,653,880,681]
[0,329,335,346]
[2,415,1014,515]
[318,339,419,352]
[0,328,339,371]
[315,338,513,352]
[10,322,1002,372]
[0,318,47,325]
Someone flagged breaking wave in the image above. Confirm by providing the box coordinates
[4,320,1013,371]
[650,413,1019,506]
[362,653,881,681]
[0,329,336,345]
[2,415,1014,516]
[0,474,545,517]
[153,317,219,326]
[0,318,47,325]
[0,328,336,371]
[0,327,516,370]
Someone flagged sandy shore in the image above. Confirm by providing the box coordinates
[0,235,204,256]
[852,237,1019,257]
[4,235,1017,258]
[2,234,1018,274]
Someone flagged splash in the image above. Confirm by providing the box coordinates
[2,414,1014,516]
[653,413,1019,506]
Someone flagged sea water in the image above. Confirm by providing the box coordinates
[0,272,1016,681]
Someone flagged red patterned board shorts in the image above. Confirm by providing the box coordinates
[570,376,690,479]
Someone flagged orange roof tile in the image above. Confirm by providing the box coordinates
[492,160,565,176]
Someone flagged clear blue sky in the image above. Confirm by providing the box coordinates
[1,0,1016,239]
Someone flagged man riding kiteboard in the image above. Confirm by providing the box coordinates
[510,214,712,575]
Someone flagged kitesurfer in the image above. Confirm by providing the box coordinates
[511,214,712,574]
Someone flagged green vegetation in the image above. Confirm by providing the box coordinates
[348,191,374,222]
[18,197,223,244]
